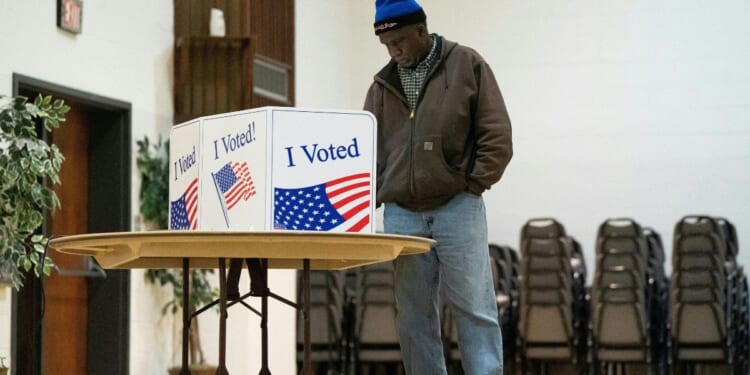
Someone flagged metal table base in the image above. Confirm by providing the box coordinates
[179,258,313,375]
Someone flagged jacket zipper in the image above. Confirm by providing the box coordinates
[407,51,443,197]
[376,78,416,196]
[374,40,445,199]
[409,107,416,195]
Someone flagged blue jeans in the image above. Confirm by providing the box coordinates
[384,193,503,375]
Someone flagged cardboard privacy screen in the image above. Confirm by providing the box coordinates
[169,107,377,234]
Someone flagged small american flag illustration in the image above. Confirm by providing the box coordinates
[170,177,198,230]
[213,161,256,210]
[274,172,371,232]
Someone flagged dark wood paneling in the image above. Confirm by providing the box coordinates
[248,0,295,107]
[189,0,207,36]
[174,0,294,119]
[175,36,254,123]
[226,0,244,36]
[248,0,294,63]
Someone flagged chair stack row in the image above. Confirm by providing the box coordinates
[517,218,588,374]
[294,215,748,375]
[644,227,670,374]
[670,215,749,374]
[296,263,402,375]
[590,218,670,374]
[353,261,402,374]
[295,270,345,374]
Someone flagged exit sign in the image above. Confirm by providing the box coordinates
[57,0,83,34]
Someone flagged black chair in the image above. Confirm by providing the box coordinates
[353,262,402,375]
[296,270,346,374]
[670,215,743,374]
[590,218,657,373]
[517,218,586,374]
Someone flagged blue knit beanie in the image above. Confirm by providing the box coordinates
[374,0,426,35]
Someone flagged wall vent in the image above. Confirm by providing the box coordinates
[253,57,289,103]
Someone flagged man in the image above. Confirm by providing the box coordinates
[363,0,513,374]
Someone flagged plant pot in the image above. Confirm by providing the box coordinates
[0,368,8,375]
[141,219,162,231]
[168,364,218,375]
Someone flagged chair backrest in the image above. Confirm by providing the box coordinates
[715,217,739,262]
[670,215,732,361]
[521,218,567,239]
[296,270,346,364]
[674,215,727,261]
[591,218,651,362]
[490,244,518,295]
[595,285,648,341]
[354,261,400,360]
[569,237,587,281]
[518,218,580,361]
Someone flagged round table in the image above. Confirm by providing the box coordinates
[49,231,434,375]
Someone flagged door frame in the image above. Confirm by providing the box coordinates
[10,73,132,375]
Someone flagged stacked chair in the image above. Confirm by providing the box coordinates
[643,227,670,374]
[292,216,748,375]
[517,218,588,374]
[569,237,590,368]
[717,217,750,375]
[296,270,346,374]
[590,218,669,375]
[670,215,749,374]
[353,261,402,374]
[735,273,750,375]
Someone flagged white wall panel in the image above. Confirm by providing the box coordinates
[297,0,750,277]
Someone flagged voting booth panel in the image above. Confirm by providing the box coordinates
[169,107,377,234]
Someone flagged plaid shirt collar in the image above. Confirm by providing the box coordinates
[398,35,439,109]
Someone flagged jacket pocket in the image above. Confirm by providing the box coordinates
[412,136,465,199]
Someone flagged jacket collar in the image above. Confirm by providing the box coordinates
[375,35,455,96]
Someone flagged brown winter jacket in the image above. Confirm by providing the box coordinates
[364,35,513,211]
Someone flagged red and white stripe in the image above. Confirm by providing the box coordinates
[325,172,371,233]
[185,177,199,230]
[225,161,256,209]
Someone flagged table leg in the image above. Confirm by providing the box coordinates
[217,258,229,375]
[181,258,190,375]
[259,258,271,375]
[301,259,313,375]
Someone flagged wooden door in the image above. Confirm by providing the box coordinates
[13,74,132,375]
[42,102,91,374]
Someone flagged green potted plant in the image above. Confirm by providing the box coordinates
[0,355,7,375]
[136,135,219,374]
[0,95,69,290]
[136,135,170,229]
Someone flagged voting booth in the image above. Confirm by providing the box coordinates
[169,107,377,233]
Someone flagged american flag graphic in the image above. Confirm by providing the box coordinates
[274,172,371,232]
[213,161,256,210]
[170,177,198,230]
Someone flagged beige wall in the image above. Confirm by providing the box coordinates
[1,0,749,372]
[0,0,176,372]
[0,1,297,372]
[296,0,750,276]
